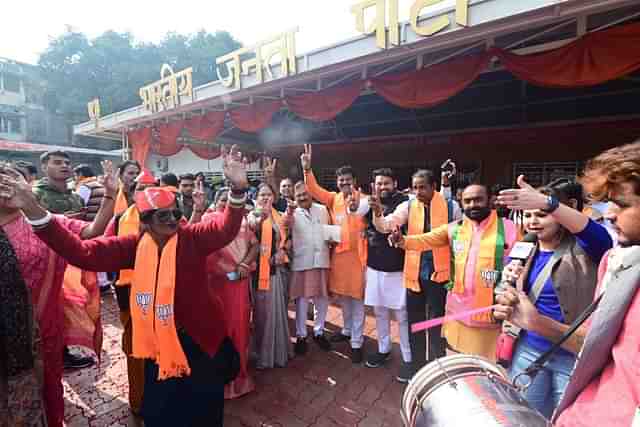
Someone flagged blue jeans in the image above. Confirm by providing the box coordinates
[509,339,576,419]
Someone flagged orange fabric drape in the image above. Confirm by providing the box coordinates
[183,111,225,141]
[493,22,640,88]
[370,51,491,109]
[153,121,184,157]
[189,143,221,160]
[128,127,152,166]
[183,111,225,159]
[285,81,364,122]
[229,100,282,132]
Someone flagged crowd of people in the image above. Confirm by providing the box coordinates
[0,139,638,427]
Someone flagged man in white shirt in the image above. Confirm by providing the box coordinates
[285,182,333,354]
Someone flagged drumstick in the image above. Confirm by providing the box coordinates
[411,304,500,333]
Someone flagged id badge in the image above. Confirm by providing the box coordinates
[632,407,640,427]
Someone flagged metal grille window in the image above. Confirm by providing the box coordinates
[512,161,584,187]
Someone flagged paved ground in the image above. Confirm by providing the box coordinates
[63,292,407,427]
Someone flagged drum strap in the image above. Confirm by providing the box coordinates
[516,292,603,386]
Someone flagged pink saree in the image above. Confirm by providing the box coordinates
[2,215,97,427]
[204,212,257,399]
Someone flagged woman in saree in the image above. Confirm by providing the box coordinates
[249,184,292,369]
[203,188,259,398]
[0,162,118,427]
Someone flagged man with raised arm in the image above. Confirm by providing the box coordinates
[0,147,249,427]
[301,144,368,363]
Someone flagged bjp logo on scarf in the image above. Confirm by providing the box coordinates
[156,304,174,325]
[136,292,152,315]
[480,269,501,287]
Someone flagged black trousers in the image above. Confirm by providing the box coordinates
[141,332,225,427]
[406,278,448,371]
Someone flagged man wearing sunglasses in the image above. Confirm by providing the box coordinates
[0,146,249,427]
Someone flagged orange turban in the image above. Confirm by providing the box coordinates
[135,187,176,215]
[136,169,157,185]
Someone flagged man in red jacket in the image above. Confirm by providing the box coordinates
[0,146,249,427]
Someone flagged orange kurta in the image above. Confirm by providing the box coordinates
[304,170,367,300]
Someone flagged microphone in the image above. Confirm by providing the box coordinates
[495,233,538,294]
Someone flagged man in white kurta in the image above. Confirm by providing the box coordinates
[285,182,333,354]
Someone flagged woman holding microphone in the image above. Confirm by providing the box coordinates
[493,176,613,418]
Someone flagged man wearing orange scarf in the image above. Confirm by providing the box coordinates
[11,147,249,427]
[391,184,518,361]
[103,168,156,416]
[301,144,368,363]
[372,169,462,378]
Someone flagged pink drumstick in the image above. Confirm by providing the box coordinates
[411,304,500,333]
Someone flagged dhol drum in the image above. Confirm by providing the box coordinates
[401,354,550,427]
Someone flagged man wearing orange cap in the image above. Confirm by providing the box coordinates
[4,147,249,427]
[103,167,157,416]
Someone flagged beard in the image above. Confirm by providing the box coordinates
[464,206,492,221]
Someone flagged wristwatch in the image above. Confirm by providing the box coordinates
[545,195,560,213]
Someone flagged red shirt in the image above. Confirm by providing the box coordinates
[555,252,640,426]
[35,206,244,356]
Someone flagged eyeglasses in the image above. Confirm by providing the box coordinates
[152,209,182,224]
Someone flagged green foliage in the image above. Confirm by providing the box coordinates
[38,27,241,123]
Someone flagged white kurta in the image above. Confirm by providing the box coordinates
[289,203,331,272]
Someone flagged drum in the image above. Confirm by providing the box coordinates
[401,355,550,427]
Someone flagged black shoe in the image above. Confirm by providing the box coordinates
[351,348,363,364]
[396,362,414,384]
[313,334,331,351]
[294,337,308,355]
[365,352,391,368]
[63,348,94,370]
[329,332,351,343]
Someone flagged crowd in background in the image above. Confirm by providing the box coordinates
[1,139,639,427]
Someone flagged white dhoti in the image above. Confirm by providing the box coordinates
[365,267,411,363]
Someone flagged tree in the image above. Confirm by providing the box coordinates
[38,28,241,123]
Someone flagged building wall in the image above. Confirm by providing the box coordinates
[0,57,71,146]
[270,119,640,191]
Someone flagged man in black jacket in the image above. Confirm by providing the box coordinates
[357,168,412,382]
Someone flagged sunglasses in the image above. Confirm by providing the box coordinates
[152,209,182,223]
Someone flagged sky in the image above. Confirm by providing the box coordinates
[1,0,428,65]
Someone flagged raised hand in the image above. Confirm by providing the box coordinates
[192,180,207,213]
[99,160,118,197]
[368,182,383,217]
[497,175,548,211]
[286,198,297,215]
[0,165,36,210]
[263,155,277,180]
[300,144,312,171]
[388,225,405,249]
[221,145,249,191]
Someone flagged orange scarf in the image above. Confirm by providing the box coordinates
[115,205,140,286]
[114,185,130,216]
[451,211,504,323]
[131,233,190,379]
[258,209,286,291]
[333,192,367,266]
[404,192,451,291]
